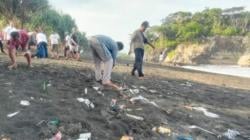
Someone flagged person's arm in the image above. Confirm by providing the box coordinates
[146,42,155,49]
[128,31,137,55]
[111,46,118,67]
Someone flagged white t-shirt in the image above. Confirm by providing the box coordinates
[65,35,71,46]
[49,33,60,45]
[36,33,47,44]
[3,26,17,40]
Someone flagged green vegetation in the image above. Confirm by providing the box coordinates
[146,7,250,50]
[0,0,88,47]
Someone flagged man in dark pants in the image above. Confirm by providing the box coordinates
[129,21,155,79]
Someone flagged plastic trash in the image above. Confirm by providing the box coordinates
[193,107,219,118]
[126,113,144,121]
[93,86,100,91]
[7,111,20,118]
[188,125,216,135]
[176,135,193,140]
[77,98,95,109]
[49,118,60,126]
[4,82,12,85]
[130,96,160,108]
[80,50,84,54]
[78,132,91,140]
[30,97,34,100]
[84,88,88,94]
[129,89,139,94]
[139,86,147,90]
[8,90,13,93]
[20,100,30,106]
[120,135,134,140]
[149,89,157,93]
[152,126,171,136]
[223,129,240,140]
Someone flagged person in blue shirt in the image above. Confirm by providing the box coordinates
[89,35,124,90]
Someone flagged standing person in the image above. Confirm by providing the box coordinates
[35,29,48,58]
[7,30,32,70]
[64,32,70,58]
[129,21,155,79]
[69,28,80,60]
[0,31,5,54]
[89,35,124,90]
[49,32,60,59]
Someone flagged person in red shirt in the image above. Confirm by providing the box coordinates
[7,30,32,70]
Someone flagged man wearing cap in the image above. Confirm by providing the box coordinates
[129,21,155,79]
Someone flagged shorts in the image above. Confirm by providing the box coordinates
[70,45,79,53]
[52,44,59,52]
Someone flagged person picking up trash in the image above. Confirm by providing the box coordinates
[89,35,124,90]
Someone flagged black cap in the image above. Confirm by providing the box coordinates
[141,21,150,28]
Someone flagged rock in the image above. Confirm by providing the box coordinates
[238,54,250,67]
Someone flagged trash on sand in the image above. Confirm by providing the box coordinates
[120,135,134,140]
[20,100,30,106]
[30,97,34,100]
[93,86,100,91]
[223,129,240,140]
[193,107,219,118]
[78,132,91,140]
[49,118,60,126]
[139,86,147,90]
[126,113,144,121]
[51,131,62,140]
[129,89,139,94]
[7,111,20,118]
[97,91,104,96]
[152,126,171,136]
[181,81,193,87]
[130,95,159,108]
[84,88,88,94]
[77,98,95,109]
[149,89,157,93]
[184,105,193,110]
[131,85,137,89]
[188,125,216,135]
[4,82,12,85]
[8,90,13,94]
[176,135,193,140]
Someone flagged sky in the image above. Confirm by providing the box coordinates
[49,0,250,52]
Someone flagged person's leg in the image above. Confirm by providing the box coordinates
[24,50,32,67]
[8,48,17,69]
[44,42,48,58]
[102,58,113,84]
[137,48,144,77]
[0,41,5,54]
[132,49,140,76]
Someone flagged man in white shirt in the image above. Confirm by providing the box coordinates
[64,32,70,58]
[35,29,48,58]
[49,32,60,59]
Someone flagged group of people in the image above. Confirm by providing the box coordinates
[0,21,154,90]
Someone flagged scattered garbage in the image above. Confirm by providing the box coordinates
[78,132,91,140]
[30,97,34,100]
[84,88,88,94]
[181,81,193,87]
[48,118,60,126]
[193,107,219,118]
[130,95,159,108]
[149,89,157,93]
[152,126,171,136]
[188,125,216,135]
[4,82,12,86]
[20,100,30,106]
[93,86,100,91]
[8,90,13,94]
[129,89,139,94]
[7,111,20,118]
[97,91,104,96]
[43,80,51,92]
[120,135,134,140]
[139,86,147,90]
[176,135,193,140]
[77,98,95,109]
[50,131,62,140]
[223,129,240,140]
[125,113,144,121]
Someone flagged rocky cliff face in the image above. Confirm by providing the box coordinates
[163,36,249,65]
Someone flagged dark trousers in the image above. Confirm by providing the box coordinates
[36,42,48,58]
[0,41,4,53]
[132,48,144,77]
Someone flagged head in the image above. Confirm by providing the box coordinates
[140,21,150,32]
[116,41,124,51]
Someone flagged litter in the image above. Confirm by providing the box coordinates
[77,98,95,109]
[80,50,84,54]
[152,126,171,136]
[120,135,134,140]
[129,89,139,94]
[126,113,144,121]
[84,88,88,94]
[130,95,159,108]
[51,131,62,140]
[93,86,100,91]
[181,82,193,87]
[176,135,193,140]
[20,100,30,106]
[8,90,13,94]
[97,91,104,96]
[48,118,60,126]
[7,111,20,118]
[131,85,137,89]
[78,132,91,140]
[149,89,157,93]
[193,107,219,118]
[223,129,240,140]
[4,82,12,85]
[188,125,216,135]
[30,97,34,100]
[139,86,147,90]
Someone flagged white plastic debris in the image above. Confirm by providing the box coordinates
[20,100,30,106]
[188,125,216,135]
[4,82,12,85]
[78,132,91,140]
[130,95,159,108]
[126,113,144,121]
[193,107,219,118]
[80,50,84,54]
[149,89,157,93]
[97,91,104,96]
[223,129,240,140]
[84,88,88,94]
[93,86,100,91]
[8,90,13,93]
[7,111,20,118]
[139,86,147,90]
[30,97,34,100]
[129,89,139,94]
[77,98,95,109]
